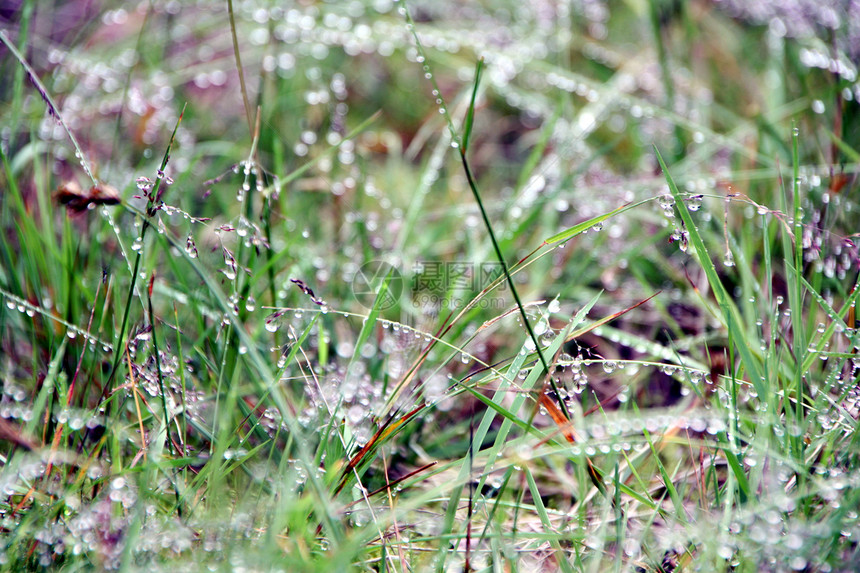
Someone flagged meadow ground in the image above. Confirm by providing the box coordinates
[1,1,859,571]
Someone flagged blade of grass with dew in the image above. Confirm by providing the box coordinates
[475,296,599,487]
[130,204,346,545]
[639,421,689,523]
[348,267,395,382]
[461,57,483,153]
[104,104,187,397]
[0,31,98,185]
[655,147,765,397]
[523,466,576,573]
[716,431,751,502]
[237,314,322,452]
[789,124,808,451]
[404,18,567,420]
[435,300,597,571]
[25,339,67,438]
[544,198,654,246]
[799,275,860,374]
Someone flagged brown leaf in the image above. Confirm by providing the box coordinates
[55,180,121,213]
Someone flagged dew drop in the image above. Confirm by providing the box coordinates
[136,177,153,191]
[185,234,198,258]
[687,194,703,211]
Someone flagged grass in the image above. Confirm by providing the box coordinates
[1,0,860,571]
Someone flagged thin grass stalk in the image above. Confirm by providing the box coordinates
[227,0,254,134]
[145,273,176,462]
[402,9,569,418]
[790,123,807,450]
[0,31,97,185]
[104,104,187,396]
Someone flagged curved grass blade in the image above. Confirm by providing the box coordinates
[462,58,484,153]
[655,147,765,398]
[544,198,653,245]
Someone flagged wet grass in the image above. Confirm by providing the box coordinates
[1,0,860,571]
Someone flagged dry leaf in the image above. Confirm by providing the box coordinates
[55,180,121,212]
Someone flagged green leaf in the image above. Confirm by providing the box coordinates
[654,147,765,397]
[462,58,484,153]
[545,198,652,245]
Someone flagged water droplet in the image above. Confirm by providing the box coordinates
[657,193,674,210]
[185,234,198,258]
[131,237,143,252]
[236,216,250,237]
[687,194,703,211]
[245,296,256,311]
[723,251,735,267]
[222,248,237,280]
[136,177,153,192]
